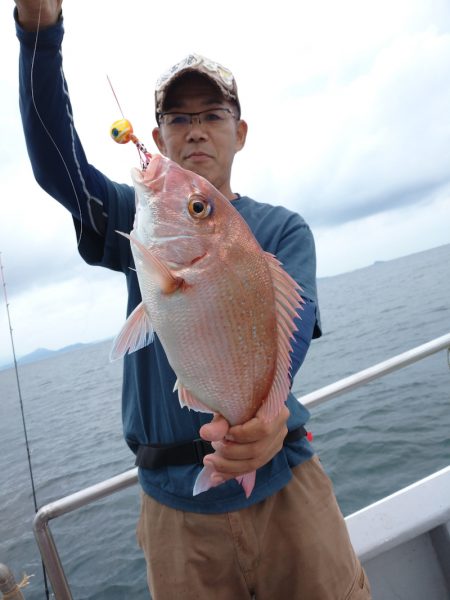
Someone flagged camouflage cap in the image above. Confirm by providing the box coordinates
[155,53,241,122]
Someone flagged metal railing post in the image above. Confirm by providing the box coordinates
[298,332,450,408]
[33,468,138,599]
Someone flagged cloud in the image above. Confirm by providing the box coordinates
[315,192,450,277]
[0,265,126,363]
[0,165,82,294]
[235,28,450,227]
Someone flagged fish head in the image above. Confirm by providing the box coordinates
[130,154,238,269]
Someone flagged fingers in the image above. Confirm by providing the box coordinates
[203,405,290,478]
[225,405,289,444]
[205,442,258,477]
[199,413,229,442]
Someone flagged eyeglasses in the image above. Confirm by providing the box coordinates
[158,107,237,130]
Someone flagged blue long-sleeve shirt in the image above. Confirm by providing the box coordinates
[16,11,322,513]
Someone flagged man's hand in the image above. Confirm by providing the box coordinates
[199,405,289,485]
[15,0,62,32]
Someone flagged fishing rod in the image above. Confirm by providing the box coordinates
[0,253,51,599]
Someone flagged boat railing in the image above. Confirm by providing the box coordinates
[32,332,450,600]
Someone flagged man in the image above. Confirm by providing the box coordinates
[15,2,371,598]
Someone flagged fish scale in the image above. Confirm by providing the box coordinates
[156,263,274,424]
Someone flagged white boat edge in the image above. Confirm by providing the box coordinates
[347,465,450,599]
[347,465,450,561]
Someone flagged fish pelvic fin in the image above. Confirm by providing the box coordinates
[176,380,214,414]
[110,301,154,361]
[116,230,183,294]
[258,252,304,422]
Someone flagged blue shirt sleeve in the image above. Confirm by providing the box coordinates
[15,9,135,274]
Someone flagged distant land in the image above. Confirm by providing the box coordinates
[0,340,111,371]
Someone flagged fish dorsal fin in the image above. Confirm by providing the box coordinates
[175,379,214,414]
[110,301,154,361]
[258,253,304,422]
[116,230,183,294]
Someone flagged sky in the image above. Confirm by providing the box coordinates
[1,0,449,364]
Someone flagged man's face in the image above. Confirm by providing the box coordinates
[152,74,247,199]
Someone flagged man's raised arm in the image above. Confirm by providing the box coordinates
[14,0,135,269]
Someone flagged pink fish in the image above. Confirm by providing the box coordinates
[111,154,302,497]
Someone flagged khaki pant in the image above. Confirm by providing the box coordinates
[136,455,371,600]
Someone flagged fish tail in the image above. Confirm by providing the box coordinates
[235,471,256,498]
[193,466,256,498]
[193,464,217,496]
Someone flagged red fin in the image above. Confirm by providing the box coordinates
[116,231,183,294]
[235,471,256,498]
[110,302,153,361]
[193,467,257,498]
[258,253,303,422]
[193,464,217,496]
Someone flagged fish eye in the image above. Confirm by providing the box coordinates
[188,193,211,219]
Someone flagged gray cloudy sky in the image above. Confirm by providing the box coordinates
[1,0,449,363]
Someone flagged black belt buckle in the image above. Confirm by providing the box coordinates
[285,425,307,443]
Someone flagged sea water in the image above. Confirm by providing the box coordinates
[1,244,449,599]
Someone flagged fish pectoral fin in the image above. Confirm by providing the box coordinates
[177,381,214,414]
[116,230,183,294]
[110,302,154,361]
[258,252,304,422]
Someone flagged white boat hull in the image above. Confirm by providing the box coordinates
[347,466,450,599]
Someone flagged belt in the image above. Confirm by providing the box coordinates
[135,425,308,470]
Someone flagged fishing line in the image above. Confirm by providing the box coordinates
[0,254,50,600]
[30,0,84,248]
[107,75,125,119]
